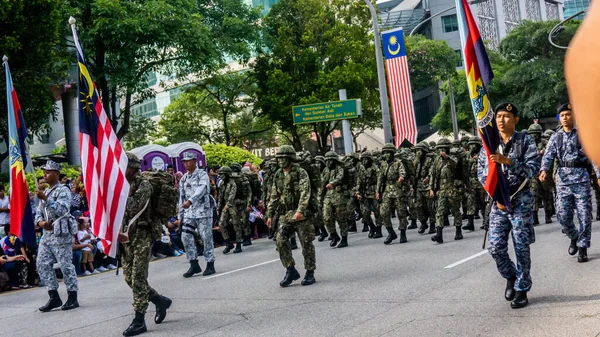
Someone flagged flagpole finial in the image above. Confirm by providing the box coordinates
[2,55,7,63]
[69,16,76,26]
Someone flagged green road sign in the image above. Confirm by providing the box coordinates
[292,99,361,125]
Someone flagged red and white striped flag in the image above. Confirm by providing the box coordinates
[382,28,417,146]
[70,18,130,258]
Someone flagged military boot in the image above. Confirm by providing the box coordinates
[242,236,252,246]
[462,213,468,220]
[367,223,376,238]
[290,237,298,250]
[510,291,528,309]
[330,232,341,247]
[399,229,407,243]
[61,291,79,311]
[454,226,463,240]
[123,311,147,336]
[545,213,552,224]
[431,227,443,243]
[474,210,481,219]
[301,270,316,286]
[315,227,321,236]
[233,242,242,254]
[372,226,383,239]
[149,294,172,324]
[279,266,301,287]
[383,227,397,245]
[318,228,328,242]
[268,228,275,240]
[428,221,436,234]
[578,247,589,263]
[39,290,63,312]
[203,262,216,276]
[462,215,475,231]
[362,222,369,232]
[183,260,202,278]
[337,236,348,248]
[348,220,357,232]
[569,239,579,256]
[418,220,428,234]
[532,211,539,225]
[408,219,418,229]
[222,240,234,254]
[505,276,516,301]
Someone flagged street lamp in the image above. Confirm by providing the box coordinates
[548,8,588,49]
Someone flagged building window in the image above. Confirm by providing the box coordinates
[442,15,459,33]
[455,50,463,67]
[414,97,433,126]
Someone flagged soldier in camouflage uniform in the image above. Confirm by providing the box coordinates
[120,153,172,337]
[314,155,329,241]
[347,152,366,232]
[451,139,469,221]
[541,103,593,263]
[398,147,416,230]
[356,151,383,238]
[479,103,539,309]
[179,152,216,277]
[412,142,436,234]
[322,151,349,248]
[267,145,316,287]
[230,163,254,247]
[376,143,407,244]
[528,123,552,224]
[463,137,486,231]
[261,160,275,239]
[217,166,240,254]
[429,139,463,243]
[36,160,79,313]
[341,155,358,233]
[298,152,324,239]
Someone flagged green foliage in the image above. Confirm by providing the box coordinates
[203,143,263,168]
[51,146,66,154]
[0,165,81,193]
[405,35,459,92]
[123,115,156,150]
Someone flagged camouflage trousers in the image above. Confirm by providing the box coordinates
[380,195,407,229]
[556,182,593,248]
[276,218,316,271]
[413,190,434,223]
[313,206,325,230]
[37,243,78,292]
[360,197,382,227]
[348,197,362,221]
[488,190,535,292]
[122,230,157,313]
[467,186,487,216]
[219,204,244,243]
[182,218,215,263]
[435,190,461,228]
[323,197,349,236]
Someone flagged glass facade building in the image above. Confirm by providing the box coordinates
[563,0,590,20]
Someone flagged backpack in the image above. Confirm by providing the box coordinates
[232,173,251,201]
[341,161,355,190]
[141,171,178,231]
[245,173,261,204]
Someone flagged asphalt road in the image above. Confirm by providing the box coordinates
[2,214,600,337]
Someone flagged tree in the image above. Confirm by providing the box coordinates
[405,35,459,92]
[156,91,214,145]
[0,0,66,163]
[62,0,261,139]
[123,115,156,150]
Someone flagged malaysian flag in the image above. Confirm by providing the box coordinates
[70,18,130,257]
[382,28,417,146]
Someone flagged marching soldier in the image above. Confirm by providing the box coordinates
[528,123,552,224]
[451,139,468,221]
[412,142,435,234]
[120,153,172,337]
[230,163,254,247]
[376,143,407,245]
[347,152,366,232]
[463,137,485,231]
[266,145,316,287]
[314,155,329,241]
[398,147,416,230]
[217,166,239,254]
[356,151,383,238]
[322,151,349,248]
[343,155,359,232]
[36,160,79,312]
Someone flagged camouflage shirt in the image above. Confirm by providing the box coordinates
[428,154,458,193]
[36,184,76,245]
[179,168,212,220]
[413,155,433,192]
[267,164,311,223]
[125,173,160,239]
[357,164,379,198]
[376,159,406,198]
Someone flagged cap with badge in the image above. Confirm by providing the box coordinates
[494,102,519,116]
[41,160,61,172]
[557,103,572,114]
[182,152,197,161]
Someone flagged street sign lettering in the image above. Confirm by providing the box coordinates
[292,99,361,124]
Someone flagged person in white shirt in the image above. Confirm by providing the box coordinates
[0,186,10,226]
[76,220,98,275]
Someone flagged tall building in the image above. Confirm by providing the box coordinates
[563,0,590,19]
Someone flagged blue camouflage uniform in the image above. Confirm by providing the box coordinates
[478,131,540,292]
[541,127,593,249]
[179,165,215,263]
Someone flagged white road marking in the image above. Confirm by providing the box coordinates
[203,258,281,279]
[444,250,488,269]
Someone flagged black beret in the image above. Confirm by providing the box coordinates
[557,103,572,114]
[494,102,518,116]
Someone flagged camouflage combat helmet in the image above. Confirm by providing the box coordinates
[543,129,555,138]
[126,152,141,169]
[315,155,325,165]
[436,138,451,149]
[414,142,430,153]
[461,136,470,145]
[219,166,233,175]
[360,151,372,160]
[324,151,341,162]
[382,143,396,153]
[468,137,482,146]
[452,139,461,147]
[276,145,297,159]
[527,123,543,134]
[347,152,360,161]
[230,162,242,172]
[429,141,437,147]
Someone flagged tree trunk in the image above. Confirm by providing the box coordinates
[291,126,302,151]
[116,92,132,140]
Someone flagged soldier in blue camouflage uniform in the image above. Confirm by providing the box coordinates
[478,103,540,309]
[36,160,79,312]
[540,103,592,263]
[356,151,383,238]
[179,152,216,278]
[376,143,407,244]
[322,151,349,248]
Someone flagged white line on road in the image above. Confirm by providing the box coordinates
[444,250,488,269]
[203,258,281,280]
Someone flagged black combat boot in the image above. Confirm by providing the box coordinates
[444,217,450,227]
[268,229,274,240]
[61,291,79,310]
[532,211,539,225]
[330,232,341,247]
[315,227,321,236]
[399,229,407,243]
[279,266,301,287]
[183,260,202,278]
[383,227,397,245]
[418,220,428,234]
[362,222,369,232]
[290,237,298,250]
[242,236,252,246]
[355,211,363,221]
[372,226,383,239]
[431,227,443,243]
[462,213,468,220]
[318,228,328,242]
[474,210,481,220]
[348,220,357,232]
[408,219,418,229]
[301,270,316,286]
[39,290,63,312]
[578,247,589,263]
[123,311,147,336]
[337,236,348,248]
[568,239,579,256]
[222,240,234,254]
[233,242,243,254]
[149,294,172,324]
[454,226,463,240]
[462,215,475,231]
[428,221,436,234]
[505,276,516,301]
[367,223,375,238]
[203,262,216,276]
[510,291,528,309]
[545,213,552,224]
